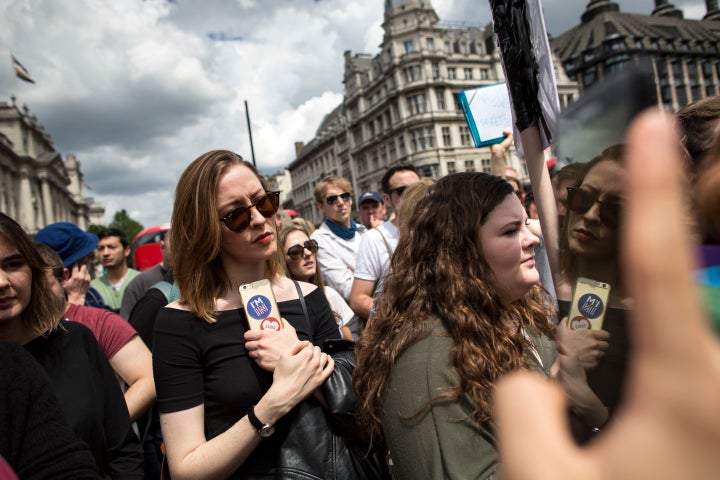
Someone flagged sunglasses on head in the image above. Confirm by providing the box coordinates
[566,186,621,228]
[388,185,408,197]
[286,239,319,259]
[219,191,280,233]
[326,192,352,205]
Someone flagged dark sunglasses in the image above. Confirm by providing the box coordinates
[566,187,621,228]
[388,185,408,197]
[286,239,319,259]
[219,191,280,233]
[326,192,352,205]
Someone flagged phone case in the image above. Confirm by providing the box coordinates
[567,277,611,330]
[239,279,283,331]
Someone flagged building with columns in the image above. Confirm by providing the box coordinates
[552,0,720,110]
[0,98,104,233]
[289,0,579,225]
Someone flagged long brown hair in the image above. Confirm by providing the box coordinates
[277,224,326,289]
[171,150,283,323]
[0,213,64,337]
[353,172,554,444]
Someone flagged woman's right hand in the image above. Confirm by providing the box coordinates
[266,341,334,412]
[555,318,610,369]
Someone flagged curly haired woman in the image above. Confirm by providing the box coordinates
[354,172,605,479]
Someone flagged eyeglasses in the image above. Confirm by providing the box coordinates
[566,187,621,228]
[326,192,352,205]
[286,239,319,259]
[388,185,408,197]
[219,191,281,233]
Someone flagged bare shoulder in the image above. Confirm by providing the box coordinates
[273,276,318,302]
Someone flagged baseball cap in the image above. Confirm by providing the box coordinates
[35,222,99,268]
[358,192,383,205]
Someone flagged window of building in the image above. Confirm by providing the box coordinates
[403,65,422,83]
[432,62,440,79]
[480,158,491,173]
[404,40,414,54]
[460,126,471,146]
[447,161,456,174]
[691,84,702,101]
[436,88,446,110]
[707,85,716,96]
[464,67,473,80]
[398,137,406,156]
[453,40,460,54]
[476,42,484,55]
[448,67,457,79]
[426,37,435,50]
[460,42,468,54]
[676,84,688,106]
[444,41,451,53]
[465,159,475,172]
[407,93,427,114]
[660,85,673,105]
[582,67,598,88]
[442,126,451,146]
[480,68,489,80]
[389,140,397,161]
[470,42,477,54]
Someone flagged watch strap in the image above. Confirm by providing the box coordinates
[246,405,264,431]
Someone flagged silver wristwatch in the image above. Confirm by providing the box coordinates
[247,405,275,438]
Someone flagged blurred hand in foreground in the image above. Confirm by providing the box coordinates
[495,109,720,479]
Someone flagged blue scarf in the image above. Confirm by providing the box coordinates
[325,218,358,240]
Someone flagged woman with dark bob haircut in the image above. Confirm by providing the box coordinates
[354,172,606,479]
[153,150,380,479]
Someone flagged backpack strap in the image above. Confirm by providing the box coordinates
[375,227,394,258]
[150,281,180,304]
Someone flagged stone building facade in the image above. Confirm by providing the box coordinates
[552,0,720,111]
[289,0,579,225]
[0,98,104,233]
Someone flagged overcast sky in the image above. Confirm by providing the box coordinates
[0,0,708,227]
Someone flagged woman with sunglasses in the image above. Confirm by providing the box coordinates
[354,172,606,479]
[278,225,355,340]
[556,144,627,421]
[152,150,375,479]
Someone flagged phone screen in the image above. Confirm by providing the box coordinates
[239,279,283,331]
[555,62,657,169]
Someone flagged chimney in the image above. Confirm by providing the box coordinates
[652,0,684,18]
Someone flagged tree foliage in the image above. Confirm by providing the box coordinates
[108,209,144,243]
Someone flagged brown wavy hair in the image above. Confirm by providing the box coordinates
[353,172,554,444]
[171,150,284,323]
[0,213,64,337]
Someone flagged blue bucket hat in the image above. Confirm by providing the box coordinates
[35,222,98,268]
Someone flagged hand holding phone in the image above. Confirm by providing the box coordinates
[567,277,611,330]
[239,279,283,331]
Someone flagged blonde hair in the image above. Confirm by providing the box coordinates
[313,175,352,203]
[171,150,284,323]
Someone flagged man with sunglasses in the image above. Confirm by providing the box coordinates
[350,164,419,324]
[310,175,366,309]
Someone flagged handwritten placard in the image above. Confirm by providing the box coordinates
[457,82,513,147]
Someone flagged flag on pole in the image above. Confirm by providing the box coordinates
[11,54,35,84]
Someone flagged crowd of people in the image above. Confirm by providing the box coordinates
[1,96,720,480]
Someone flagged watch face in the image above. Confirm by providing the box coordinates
[259,424,275,438]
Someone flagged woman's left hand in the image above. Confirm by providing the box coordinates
[554,353,608,429]
[244,321,302,372]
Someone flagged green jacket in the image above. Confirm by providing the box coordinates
[382,317,555,480]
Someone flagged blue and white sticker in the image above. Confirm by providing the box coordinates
[246,295,273,320]
[577,293,605,320]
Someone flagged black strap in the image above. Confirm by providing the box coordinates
[293,279,310,325]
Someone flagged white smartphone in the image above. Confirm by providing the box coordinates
[239,279,283,331]
[567,277,611,330]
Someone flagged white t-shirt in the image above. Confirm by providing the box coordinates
[323,285,354,328]
[354,221,399,283]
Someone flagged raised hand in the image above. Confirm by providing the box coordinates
[494,109,720,479]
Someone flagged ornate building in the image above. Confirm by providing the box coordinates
[552,0,720,110]
[0,98,104,233]
[289,0,579,224]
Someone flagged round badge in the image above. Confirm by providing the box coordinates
[260,317,282,331]
[246,295,272,320]
[576,293,605,320]
[569,315,591,330]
